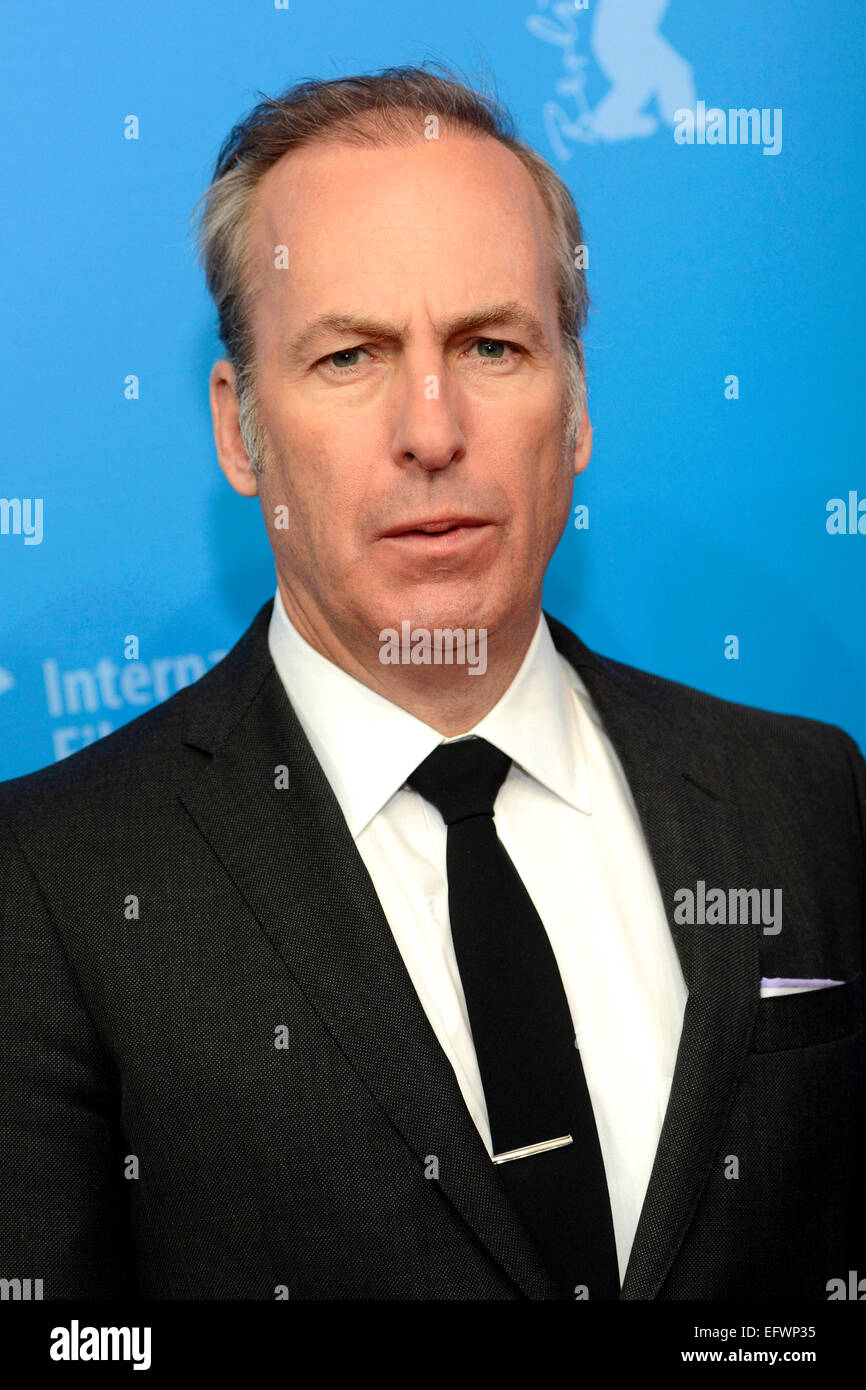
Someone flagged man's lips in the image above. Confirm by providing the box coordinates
[381,517,490,538]
[378,517,495,560]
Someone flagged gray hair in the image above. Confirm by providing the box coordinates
[192,64,589,471]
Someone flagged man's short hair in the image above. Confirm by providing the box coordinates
[193,63,589,468]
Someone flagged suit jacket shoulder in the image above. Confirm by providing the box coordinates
[545,610,866,858]
[0,599,276,832]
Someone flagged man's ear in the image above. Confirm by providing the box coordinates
[573,406,592,477]
[209,359,260,498]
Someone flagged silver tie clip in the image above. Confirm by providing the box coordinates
[492,1134,574,1165]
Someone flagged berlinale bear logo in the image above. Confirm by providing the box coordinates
[527,0,695,156]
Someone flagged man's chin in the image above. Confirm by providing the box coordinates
[366,585,490,635]
[357,551,539,648]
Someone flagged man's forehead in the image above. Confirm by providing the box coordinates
[251,129,548,240]
[246,132,559,332]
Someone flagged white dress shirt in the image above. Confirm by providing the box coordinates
[268,586,688,1281]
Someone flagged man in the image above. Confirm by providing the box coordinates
[0,66,863,1301]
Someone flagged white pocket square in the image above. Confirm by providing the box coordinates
[760,977,845,998]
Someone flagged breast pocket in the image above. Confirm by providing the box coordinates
[751,974,863,1052]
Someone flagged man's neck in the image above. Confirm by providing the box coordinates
[277,581,540,737]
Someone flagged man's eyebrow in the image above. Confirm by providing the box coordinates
[283,301,551,364]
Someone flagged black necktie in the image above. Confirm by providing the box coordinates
[407,736,620,1299]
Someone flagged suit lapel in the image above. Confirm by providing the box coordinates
[546,615,760,1299]
[177,600,557,1300]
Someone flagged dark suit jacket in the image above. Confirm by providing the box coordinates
[1,599,863,1300]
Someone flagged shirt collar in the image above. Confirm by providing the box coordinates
[268,586,593,837]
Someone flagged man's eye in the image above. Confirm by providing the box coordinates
[323,347,370,370]
[469,339,516,361]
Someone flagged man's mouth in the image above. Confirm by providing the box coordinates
[378,517,495,563]
[382,517,489,538]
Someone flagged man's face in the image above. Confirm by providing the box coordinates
[222,131,589,653]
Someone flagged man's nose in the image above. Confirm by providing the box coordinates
[390,355,467,472]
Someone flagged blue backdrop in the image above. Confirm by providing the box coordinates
[2,0,864,779]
